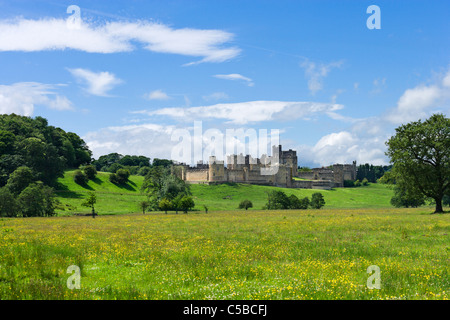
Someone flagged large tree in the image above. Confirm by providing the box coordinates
[386,114,450,213]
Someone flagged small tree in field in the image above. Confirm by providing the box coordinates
[158,198,172,214]
[139,200,150,214]
[180,196,195,213]
[81,192,97,218]
[238,199,253,210]
[310,192,325,209]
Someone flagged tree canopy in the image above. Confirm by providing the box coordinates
[386,113,449,213]
[0,114,92,187]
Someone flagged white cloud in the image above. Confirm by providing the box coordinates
[300,59,343,95]
[0,82,73,116]
[83,123,176,159]
[299,130,388,167]
[136,100,344,124]
[68,68,122,96]
[386,85,443,124]
[385,68,450,124]
[443,69,450,88]
[213,74,254,87]
[144,89,170,100]
[0,17,240,64]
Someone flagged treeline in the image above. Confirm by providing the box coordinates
[356,163,392,183]
[0,114,93,217]
[263,190,325,210]
[91,152,172,176]
[0,114,92,187]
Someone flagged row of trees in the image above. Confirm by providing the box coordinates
[344,178,370,188]
[91,152,172,176]
[356,164,392,183]
[264,190,325,210]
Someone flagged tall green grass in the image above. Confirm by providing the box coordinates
[0,208,448,299]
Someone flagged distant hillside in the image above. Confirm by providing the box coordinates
[55,170,147,215]
[54,170,395,215]
[189,182,394,211]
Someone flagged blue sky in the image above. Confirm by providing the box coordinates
[0,0,449,167]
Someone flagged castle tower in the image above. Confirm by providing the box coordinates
[208,156,225,182]
[333,164,344,187]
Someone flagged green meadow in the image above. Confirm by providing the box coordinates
[54,171,395,215]
[0,207,448,299]
[1,170,447,300]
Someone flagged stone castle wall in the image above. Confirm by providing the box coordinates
[175,145,357,189]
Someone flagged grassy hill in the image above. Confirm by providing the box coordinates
[55,170,147,215]
[55,170,396,215]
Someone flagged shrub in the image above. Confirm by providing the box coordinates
[310,192,325,209]
[116,169,130,184]
[238,199,253,210]
[73,170,87,185]
[344,180,355,188]
[83,165,97,180]
[109,173,119,184]
[354,179,362,187]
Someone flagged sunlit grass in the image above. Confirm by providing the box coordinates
[0,208,448,300]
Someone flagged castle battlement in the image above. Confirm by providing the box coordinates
[172,145,357,189]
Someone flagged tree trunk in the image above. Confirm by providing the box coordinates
[435,197,444,213]
[92,206,95,218]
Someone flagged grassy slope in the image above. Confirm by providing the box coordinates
[55,171,147,215]
[190,183,394,211]
[55,171,395,215]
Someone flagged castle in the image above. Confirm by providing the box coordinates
[173,145,357,190]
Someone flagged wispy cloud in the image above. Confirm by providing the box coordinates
[68,68,122,96]
[0,82,73,116]
[0,17,240,65]
[300,59,343,95]
[144,89,170,100]
[202,92,229,102]
[134,100,344,124]
[213,74,254,87]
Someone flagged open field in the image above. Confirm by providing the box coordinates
[0,208,448,299]
[54,171,395,215]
